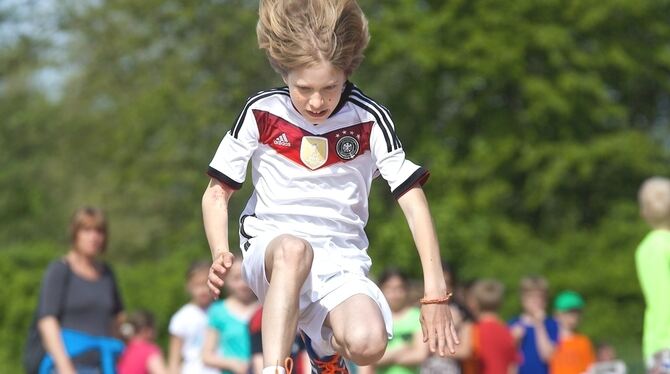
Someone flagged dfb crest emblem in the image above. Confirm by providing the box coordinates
[300,136,328,170]
[336,136,359,160]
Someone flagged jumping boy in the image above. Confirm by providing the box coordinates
[201,1,458,373]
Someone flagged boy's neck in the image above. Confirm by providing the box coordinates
[559,326,576,338]
[478,311,499,321]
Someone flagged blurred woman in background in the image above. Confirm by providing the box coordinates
[36,206,125,374]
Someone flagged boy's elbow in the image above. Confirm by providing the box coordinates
[202,180,232,210]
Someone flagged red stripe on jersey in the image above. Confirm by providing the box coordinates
[253,109,373,170]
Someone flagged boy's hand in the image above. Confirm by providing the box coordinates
[420,303,460,356]
[208,251,235,299]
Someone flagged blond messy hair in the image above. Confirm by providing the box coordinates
[639,176,670,228]
[257,0,370,76]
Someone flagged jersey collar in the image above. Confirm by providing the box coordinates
[329,81,354,118]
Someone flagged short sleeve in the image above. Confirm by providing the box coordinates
[37,260,70,319]
[168,307,187,337]
[370,123,429,199]
[207,301,224,331]
[207,98,261,190]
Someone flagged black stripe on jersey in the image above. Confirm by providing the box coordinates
[349,97,394,153]
[392,167,430,199]
[231,88,290,139]
[207,166,243,190]
[329,81,354,117]
[239,214,256,240]
[350,88,401,150]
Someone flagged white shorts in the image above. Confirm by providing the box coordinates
[240,231,393,354]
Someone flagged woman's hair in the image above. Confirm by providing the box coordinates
[69,206,108,252]
[120,310,155,340]
[257,0,370,76]
[638,176,670,227]
[378,267,409,288]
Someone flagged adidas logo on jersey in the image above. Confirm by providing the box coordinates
[273,133,291,147]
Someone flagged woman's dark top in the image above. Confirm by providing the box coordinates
[37,259,124,367]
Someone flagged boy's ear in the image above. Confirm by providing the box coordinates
[281,74,289,85]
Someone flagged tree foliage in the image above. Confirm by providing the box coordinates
[1,0,670,371]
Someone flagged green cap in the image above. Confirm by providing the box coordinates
[554,290,585,311]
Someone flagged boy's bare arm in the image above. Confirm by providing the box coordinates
[397,185,459,356]
[202,178,236,298]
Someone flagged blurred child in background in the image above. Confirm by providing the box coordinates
[202,256,258,374]
[118,310,168,374]
[549,291,595,374]
[167,261,219,374]
[362,268,429,374]
[509,276,559,374]
[635,177,670,373]
[468,279,519,374]
[587,342,627,374]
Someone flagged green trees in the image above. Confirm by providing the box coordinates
[1,0,669,371]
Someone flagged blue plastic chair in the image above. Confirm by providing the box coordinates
[39,329,125,374]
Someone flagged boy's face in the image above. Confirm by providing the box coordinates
[521,290,547,316]
[284,60,347,124]
[556,310,581,331]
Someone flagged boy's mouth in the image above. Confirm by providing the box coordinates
[307,109,328,118]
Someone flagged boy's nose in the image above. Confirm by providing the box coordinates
[309,93,324,109]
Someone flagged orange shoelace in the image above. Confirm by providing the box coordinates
[276,357,293,374]
[312,355,349,374]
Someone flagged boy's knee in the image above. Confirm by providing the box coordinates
[342,325,387,365]
[272,235,313,271]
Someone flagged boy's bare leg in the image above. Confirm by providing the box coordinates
[327,294,388,365]
[262,234,314,368]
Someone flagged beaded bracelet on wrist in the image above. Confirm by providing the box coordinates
[420,292,453,305]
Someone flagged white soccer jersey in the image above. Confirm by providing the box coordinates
[208,82,429,265]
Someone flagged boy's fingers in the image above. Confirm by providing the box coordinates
[208,271,224,288]
[428,326,437,353]
[445,326,456,354]
[451,322,460,345]
[222,252,235,267]
[211,263,227,277]
[420,318,428,343]
[437,323,446,356]
[207,280,221,299]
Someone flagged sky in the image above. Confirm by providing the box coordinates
[1,0,75,100]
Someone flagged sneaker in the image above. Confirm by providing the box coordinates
[301,332,349,374]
